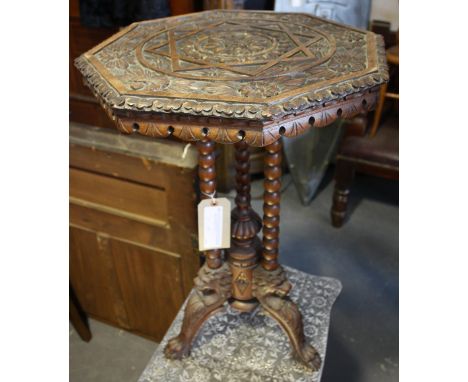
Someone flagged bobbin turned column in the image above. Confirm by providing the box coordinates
[228,140,262,312]
[261,139,282,271]
[164,138,231,360]
[252,139,322,370]
[198,138,222,269]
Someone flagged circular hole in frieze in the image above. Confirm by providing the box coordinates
[309,117,315,126]
[237,130,246,140]
[132,123,140,132]
[202,127,209,136]
[337,108,343,117]
[167,126,175,135]
[362,99,367,107]
[279,126,286,135]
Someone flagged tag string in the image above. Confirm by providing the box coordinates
[181,143,191,160]
[201,191,217,205]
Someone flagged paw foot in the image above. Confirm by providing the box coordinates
[164,336,190,360]
[299,344,322,371]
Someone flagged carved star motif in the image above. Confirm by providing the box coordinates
[136,17,336,81]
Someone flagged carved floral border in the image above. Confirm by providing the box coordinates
[74,31,387,123]
[85,87,378,147]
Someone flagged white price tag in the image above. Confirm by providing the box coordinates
[203,205,223,249]
[198,197,231,251]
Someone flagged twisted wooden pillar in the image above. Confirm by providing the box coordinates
[261,140,282,271]
[197,138,222,269]
[165,137,231,359]
[228,140,262,311]
[233,140,253,222]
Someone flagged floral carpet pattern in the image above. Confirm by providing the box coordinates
[139,266,341,382]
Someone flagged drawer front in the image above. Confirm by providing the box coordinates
[70,168,169,227]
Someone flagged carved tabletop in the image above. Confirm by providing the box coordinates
[75,10,388,147]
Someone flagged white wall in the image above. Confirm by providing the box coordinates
[370,0,399,30]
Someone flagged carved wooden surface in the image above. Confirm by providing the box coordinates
[164,262,232,359]
[75,10,387,146]
[228,141,262,309]
[253,266,322,370]
[262,140,282,271]
[72,10,387,370]
[197,138,222,269]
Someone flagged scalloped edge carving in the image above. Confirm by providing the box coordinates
[74,31,387,122]
[107,87,378,147]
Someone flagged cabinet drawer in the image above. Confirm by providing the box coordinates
[70,168,169,227]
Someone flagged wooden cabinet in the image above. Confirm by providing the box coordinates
[69,0,117,129]
[69,123,200,341]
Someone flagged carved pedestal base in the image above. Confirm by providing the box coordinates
[165,263,321,370]
[165,139,321,370]
[164,262,231,359]
[253,266,322,370]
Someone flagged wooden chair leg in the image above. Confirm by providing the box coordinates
[69,287,92,342]
[331,159,355,228]
[370,82,388,137]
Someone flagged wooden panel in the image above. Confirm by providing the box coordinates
[69,226,129,328]
[110,238,186,341]
[69,130,200,340]
[70,168,169,226]
[69,96,115,129]
[70,138,199,296]
[169,0,194,15]
[70,143,172,190]
[69,0,80,18]
[70,204,174,251]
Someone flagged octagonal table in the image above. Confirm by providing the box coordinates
[75,10,387,371]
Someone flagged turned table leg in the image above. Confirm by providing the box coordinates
[165,138,231,359]
[253,139,322,370]
[228,140,262,312]
[261,140,282,271]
